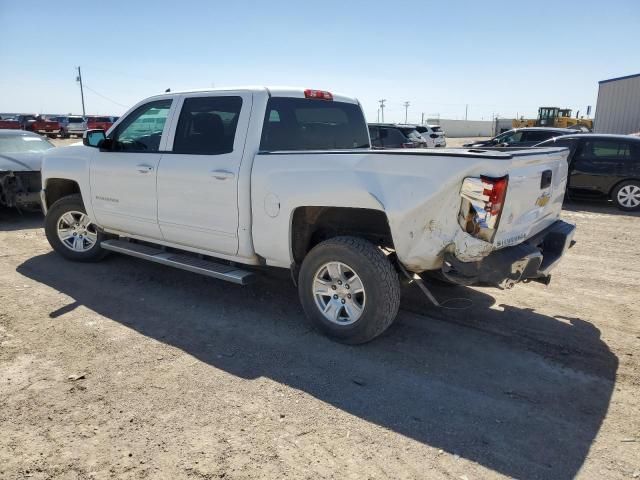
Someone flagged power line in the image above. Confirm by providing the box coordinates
[82,84,129,108]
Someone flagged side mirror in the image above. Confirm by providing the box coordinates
[83,129,106,147]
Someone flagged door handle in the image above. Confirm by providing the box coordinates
[136,164,154,173]
[211,170,235,180]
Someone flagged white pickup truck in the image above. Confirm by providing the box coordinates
[40,87,575,343]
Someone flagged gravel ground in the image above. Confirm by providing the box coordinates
[1,172,639,478]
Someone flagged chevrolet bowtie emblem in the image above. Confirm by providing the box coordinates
[535,193,551,207]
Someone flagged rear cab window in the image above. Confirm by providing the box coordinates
[260,97,369,151]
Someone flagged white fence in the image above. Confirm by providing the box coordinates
[428,119,494,138]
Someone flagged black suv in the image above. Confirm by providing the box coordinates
[368,124,427,149]
[536,134,640,211]
[464,127,574,148]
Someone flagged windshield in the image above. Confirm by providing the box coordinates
[0,135,55,153]
[68,117,84,123]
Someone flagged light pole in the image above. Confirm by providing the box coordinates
[403,101,410,123]
[76,66,86,116]
[378,99,386,123]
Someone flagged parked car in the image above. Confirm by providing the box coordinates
[0,129,54,209]
[40,87,574,344]
[416,125,446,147]
[55,116,87,138]
[536,134,640,211]
[368,123,428,148]
[464,127,574,148]
[86,115,115,132]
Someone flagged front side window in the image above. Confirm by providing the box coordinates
[260,97,369,151]
[496,130,523,144]
[173,96,243,155]
[110,99,172,152]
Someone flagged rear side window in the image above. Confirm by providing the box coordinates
[260,97,369,151]
[380,128,407,147]
[582,141,631,159]
[400,128,424,142]
[522,131,556,142]
[173,96,242,155]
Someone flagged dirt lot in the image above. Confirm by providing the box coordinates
[1,196,639,478]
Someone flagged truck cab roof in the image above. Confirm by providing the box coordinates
[146,86,361,105]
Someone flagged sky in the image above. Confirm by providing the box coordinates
[1,0,638,123]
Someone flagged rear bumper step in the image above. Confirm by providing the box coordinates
[441,220,576,289]
[100,239,254,285]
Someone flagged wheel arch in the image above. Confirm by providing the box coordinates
[608,177,640,198]
[43,178,81,209]
[290,206,394,266]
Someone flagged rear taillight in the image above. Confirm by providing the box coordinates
[481,176,508,216]
[458,175,509,242]
[304,89,333,100]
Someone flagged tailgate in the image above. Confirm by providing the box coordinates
[493,148,569,249]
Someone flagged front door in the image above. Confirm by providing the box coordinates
[156,93,251,255]
[90,99,173,239]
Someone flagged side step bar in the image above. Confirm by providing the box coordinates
[100,239,254,285]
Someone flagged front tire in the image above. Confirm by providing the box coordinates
[612,181,640,211]
[298,236,400,344]
[45,194,109,262]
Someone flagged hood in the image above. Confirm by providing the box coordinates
[0,151,44,172]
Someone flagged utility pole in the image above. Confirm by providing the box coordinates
[465,104,468,121]
[377,108,380,122]
[421,112,424,125]
[76,66,86,116]
[403,101,410,123]
[378,99,386,123]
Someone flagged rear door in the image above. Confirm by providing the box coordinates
[156,92,251,255]
[570,139,631,193]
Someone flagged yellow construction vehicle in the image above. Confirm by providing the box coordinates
[513,107,593,130]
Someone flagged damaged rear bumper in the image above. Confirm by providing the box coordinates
[441,220,576,288]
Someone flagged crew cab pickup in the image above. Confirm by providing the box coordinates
[17,115,60,137]
[40,87,575,344]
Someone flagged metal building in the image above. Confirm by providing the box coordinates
[594,73,640,134]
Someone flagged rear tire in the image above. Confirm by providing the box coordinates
[45,194,109,262]
[612,180,640,211]
[298,236,400,344]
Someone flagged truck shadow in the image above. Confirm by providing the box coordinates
[17,253,617,480]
